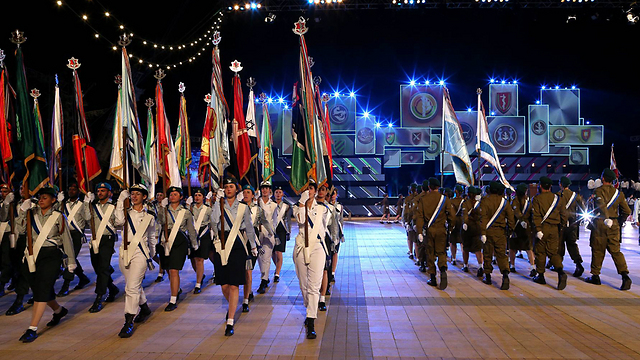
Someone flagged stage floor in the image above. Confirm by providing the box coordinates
[2,221,640,359]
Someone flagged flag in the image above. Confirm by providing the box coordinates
[246,88,259,156]
[155,80,181,188]
[442,88,473,186]
[31,92,46,160]
[313,84,330,189]
[108,85,124,185]
[477,92,512,191]
[198,99,214,185]
[145,104,157,198]
[322,101,334,181]
[49,82,63,185]
[231,74,252,180]
[14,47,49,195]
[0,67,14,184]
[175,88,191,179]
[259,101,274,182]
[610,143,619,187]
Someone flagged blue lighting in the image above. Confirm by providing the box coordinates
[387,123,394,128]
[284,104,289,109]
[501,80,506,84]
[536,100,541,105]
[467,108,472,112]
[490,78,495,84]
[267,97,273,103]
[513,80,518,84]
[409,79,416,86]
[541,85,546,90]
[334,91,340,97]
[555,85,560,89]
[349,91,355,98]
[490,111,496,116]
[278,97,284,104]
[439,80,445,86]
[250,3,257,9]
[374,122,381,129]
[308,0,313,3]
[586,120,590,124]
[363,111,370,118]
[571,85,576,90]
[425,80,430,85]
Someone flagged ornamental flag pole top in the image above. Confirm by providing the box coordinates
[67,57,81,70]
[0,49,5,67]
[114,74,122,85]
[204,94,212,104]
[145,98,155,108]
[313,76,322,86]
[30,88,41,99]
[321,93,331,102]
[293,17,308,36]
[10,29,26,46]
[477,88,482,95]
[230,60,243,73]
[212,31,221,46]
[154,69,166,81]
[247,77,256,90]
[259,92,267,104]
[178,82,186,94]
[308,57,315,68]
[118,33,132,47]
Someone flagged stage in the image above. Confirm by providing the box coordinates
[1,221,640,359]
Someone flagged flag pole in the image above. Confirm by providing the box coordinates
[440,88,445,187]
[155,69,170,250]
[476,88,483,188]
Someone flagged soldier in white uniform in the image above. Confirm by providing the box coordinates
[211,176,256,336]
[257,181,277,294]
[157,186,198,311]
[153,191,166,282]
[329,189,344,283]
[293,181,337,339]
[114,184,157,338]
[317,184,338,312]
[188,188,213,294]
[1,184,15,294]
[18,187,77,343]
[272,185,291,283]
[88,182,120,313]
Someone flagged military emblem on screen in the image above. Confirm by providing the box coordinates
[532,120,546,136]
[493,124,517,149]
[409,93,437,120]
[411,131,422,145]
[552,128,566,142]
[460,123,474,145]
[330,104,349,125]
[357,128,374,145]
[581,129,591,142]
[425,140,440,154]
[571,151,583,164]
[496,92,512,114]
[385,131,396,145]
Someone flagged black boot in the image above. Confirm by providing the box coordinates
[621,273,632,291]
[573,263,584,277]
[193,286,201,294]
[419,263,427,273]
[306,318,317,339]
[155,273,165,282]
[74,274,90,290]
[533,273,546,285]
[242,303,250,312]
[134,303,152,323]
[585,274,601,285]
[118,313,136,338]
[89,295,104,313]
[439,267,448,290]
[318,301,327,311]
[257,279,269,294]
[6,297,25,316]
[476,267,484,278]
[57,280,71,297]
[529,268,538,278]
[47,307,69,326]
[500,272,510,290]
[225,324,234,336]
[164,302,178,312]
[19,329,38,343]
[557,270,568,290]
[105,283,119,302]
[483,273,492,285]
[426,274,437,287]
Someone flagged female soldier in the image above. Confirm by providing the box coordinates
[188,188,213,294]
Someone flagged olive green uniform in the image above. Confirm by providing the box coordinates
[480,194,515,274]
[557,188,583,265]
[531,192,566,274]
[449,197,464,244]
[415,191,455,275]
[461,198,482,253]
[412,191,426,261]
[590,184,631,275]
[403,192,417,243]
[511,195,533,251]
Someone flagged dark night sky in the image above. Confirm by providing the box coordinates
[3,0,640,178]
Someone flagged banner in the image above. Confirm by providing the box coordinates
[401,151,424,165]
[400,85,443,128]
[375,127,431,155]
[327,95,356,131]
[487,116,526,155]
[455,111,477,157]
[331,134,355,157]
[437,153,454,176]
[383,149,401,168]
[541,89,580,125]
[569,147,589,165]
[424,134,441,160]
[549,125,603,145]
[528,105,550,153]
[355,115,376,154]
[489,84,518,116]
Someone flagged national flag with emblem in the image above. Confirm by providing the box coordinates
[442,88,474,187]
[199,94,215,186]
[0,60,13,184]
[230,66,252,181]
[259,95,274,182]
[175,83,191,180]
[477,90,513,191]
[49,80,63,186]
[155,76,181,188]
[144,99,158,198]
[108,79,124,185]
[610,143,619,188]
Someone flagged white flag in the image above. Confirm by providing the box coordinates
[477,92,513,190]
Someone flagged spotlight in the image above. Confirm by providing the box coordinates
[245,4,251,9]
[490,111,496,116]
[541,85,546,89]
[105,11,110,17]
[387,123,394,128]
[278,97,284,103]
[501,80,506,84]
[349,91,355,97]
[490,78,495,83]
[536,100,541,105]
[586,120,590,124]
[439,80,445,86]
[571,85,576,89]
[425,80,430,85]
[56,0,62,5]
[555,85,560,89]
[334,91,340,97]
[267,98,273,103]
[82,14,88,20]
[234,4,240,10]
[409,79,416,86]
[374,122,381,128]
[363,111,370,118]
[513,80,518,84]
[119,25,124,29]
[467,108,472,112]
[284,104,289,109]
[94,33,99,38]
[250,3,257,9]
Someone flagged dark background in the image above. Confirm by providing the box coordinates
[3,0,639,187]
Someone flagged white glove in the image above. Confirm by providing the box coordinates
[84,192,95,203]
[604,219,613,228]
[20,200,36,212]
[192,244,199,251]
[206,191,213,200]
[251,247,258,257]
[216,188,225,199]
[185,196,193,205]
[462,223,468,231]
[405,224,411,232]
[67,264,77,273]
[161,198,169,208]
[418,234,424,242]
[480,235,487,244]
[3,192,14,205]
[57,191,65,203]
[520,221,528,229]
[118,190,129,203]
[536,231,544,240]
[299,190,310,205]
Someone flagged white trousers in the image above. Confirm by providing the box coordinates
[118,247,148,315]
[293,242,325,319]
[258,235,274,281]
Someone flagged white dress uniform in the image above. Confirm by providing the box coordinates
[293,199,337,319]
[257,197,276,281]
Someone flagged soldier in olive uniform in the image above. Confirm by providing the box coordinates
[510,183,536,277]
[414,177,455,290]
[585,169,632,290]
[403,184,417,260]
[461,186,484,277]
[479,181,515,290]
[449,185,465,265]
[557,176,585,277]
[412,181,428,271]
[531,176,568,290]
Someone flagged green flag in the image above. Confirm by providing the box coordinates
[15,48,49,195]
[259,103,274,182]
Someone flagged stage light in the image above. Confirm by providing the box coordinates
[245,4,251,9]
[374,122,381,128]
[571,85,576,89]
[513,80,518,84]
[56,0,62,5]
[409,79,416,86]
[541,85,546,89]
[154,44,158,48]
[138,59,143,63]
[490,111,496,116]
[349,91,355,98]
[94,33,99,38]
[363,111,370,118]
[536,100,541,105]
[82,14,88,20]
[267,97,273,103]
[112,46,117,50]
[467,108,472,112]
[234,4,240,10]
[334,91,340,97]
[257,3,262,8]
[425,80,430,85]
[278,97,284,103]
[439,80,445,86]
[501,80,506,84]
[284,104,289,109]
[105,11,110,17]
[490,78,495,83]
[586,120,590,124]
[250,3,257,9]
[555,85,560,89]
[388,123,394,128]
[120,25,125,29]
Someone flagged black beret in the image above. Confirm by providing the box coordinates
[167,186,183,196]
[428,177,440,187]
[602,168,616,182]
[455,185,464,193]
[560,176,571,187]
[489,181,504,193]
[410,183,417,190]
[539,176,552,187]
[516,183,528,195]
[37,186,57,197]
[224,176,238,186]
[130,184,149,196]
[193,188,206,196]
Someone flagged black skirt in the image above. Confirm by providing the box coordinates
[273,226,288,253]
[24,246,62,302]
[189,229,212,259]
[160,232,188,270]
[213,231,248,286]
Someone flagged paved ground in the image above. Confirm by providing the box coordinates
[1,220,640,359]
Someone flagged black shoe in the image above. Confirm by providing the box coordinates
[6,301,25,316]
[257,279,268,294]
[451,260,457,266]
[47,307,68,327]
[134,303,152,323]
[118,314,136,338]
[529,269,538,278]
[242,303,250,313]
[318,301,327,311]
[328,273,335,283]
[19,329,38,343]
[105,284,119,302]
[6,279,15,291]
[164,302,178,312]
[621,274,632,291]
[427,274,437,287]
[462,266,469,273]
[248,292,254,302]
[415,260,421,266]
[74,275,90,290]
[155,274,165,283]
[193,287,201,294]
[26,298,34,305]
[325,285,331,296]
[533,274,547,285]
[477,267,484,278]
[419,265,427,273]
[408,254,414,260]
[89,296,104,313]
[546,262,551,269]
[573,263,584,278]
[57,281,70,297]
[585,275,601,285]
[509,267,516,274]
[501,274,510,290]
[439,269,448,290]
[558,273,568,290]
[306,318,316,339]
[177,288,183,301]
[274,275,280,283]
[483,274,492,285]
[225,324,234,336]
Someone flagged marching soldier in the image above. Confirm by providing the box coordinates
[414,177,454,290]
[449,185,465,265]
[557,177,585,277]
[461,186,484,277]
[510,183,536,277]
[329,189,344,284]
[88,182,120,313]
[317,184,338,311]
[188,188,213,294]
[56,182,92,296]
[531,176,568,290]
[18,187,76,343]
[153,191,167,283]
[157,186,198,311]
[257,181,277,294]
[413,181,428,271]
[241,184,266,311]
[376,193,391,223]
[272,185,292,283]
[1,183,15,293]
[4,183,32,315]
[403,184,417,260]
[114,184,157,338]
[585,169,632,290]
[211,177,256,336]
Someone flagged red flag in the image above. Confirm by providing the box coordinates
[232,75,252,180]
[72,135,101,193]
[198,105,215,184]
[0,68,13,183]
[73,70,91,142]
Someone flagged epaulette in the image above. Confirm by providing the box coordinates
[146,209,157,217]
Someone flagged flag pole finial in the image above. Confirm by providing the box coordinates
[230,60,243,73]
[30,88,41,100]
[476,88,482,95]
[9,30,26,47]
[293,17,308,36]
[247,77,256,90]
[321,93,330,103]
[114,74,122,86]
[0,49,5,67]
[212,31,221,47]
[204,94,212,104]
[67,57,81,70]
[154,69,166,81]
[313,76,322,86]
[145,98,155,108]
[118,33,132,47]
[259,92,267,104]
[178,82,186,94]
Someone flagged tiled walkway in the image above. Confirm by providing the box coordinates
[2,220,640,359]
